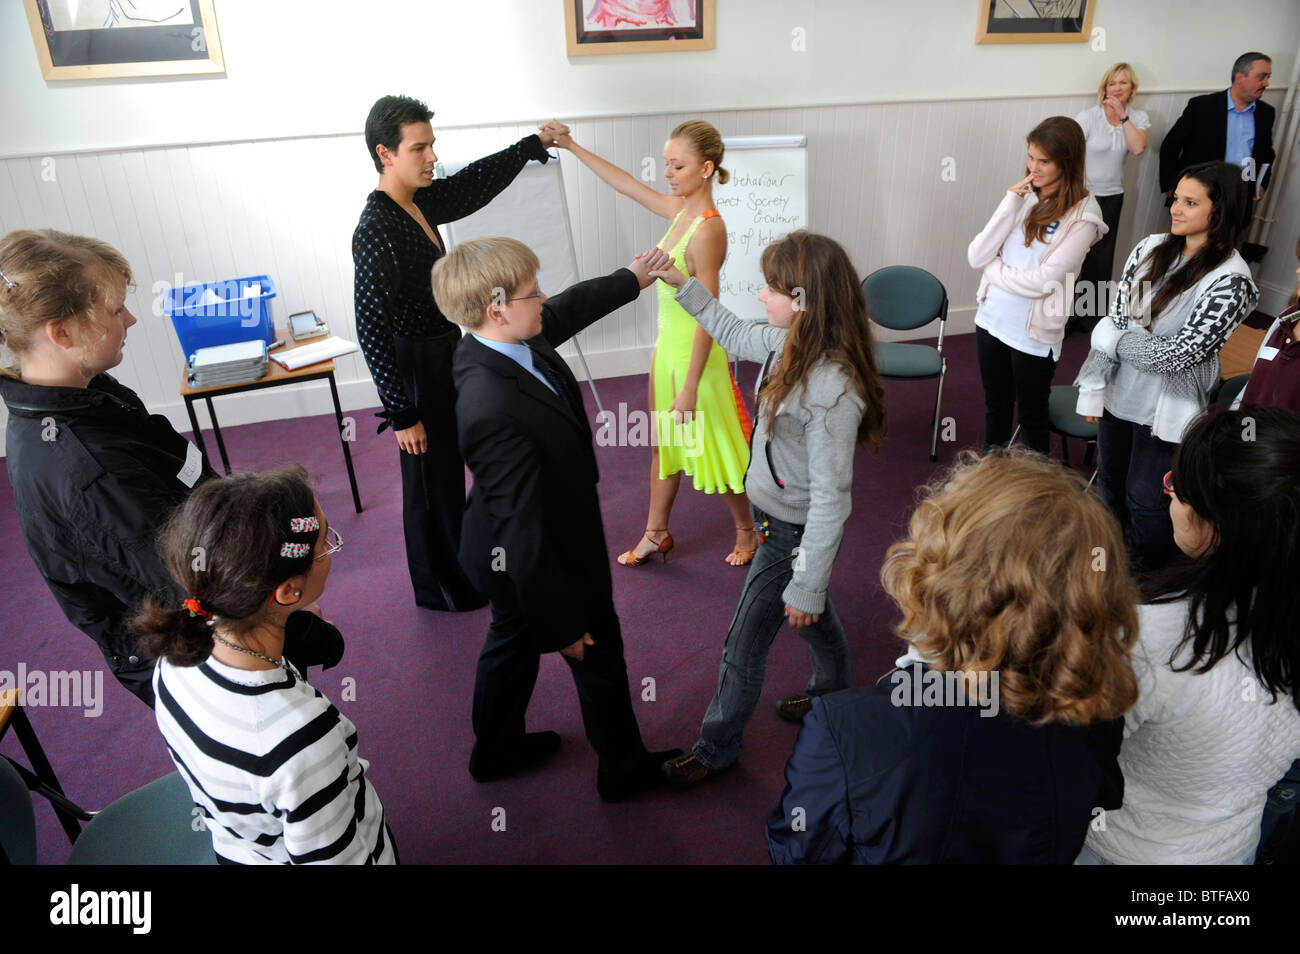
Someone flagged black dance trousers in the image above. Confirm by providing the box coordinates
[393,332,487,612]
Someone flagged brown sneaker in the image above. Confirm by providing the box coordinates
[776,694,813,722]
[661,752,728,786]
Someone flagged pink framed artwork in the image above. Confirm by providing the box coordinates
[564,0,715,56]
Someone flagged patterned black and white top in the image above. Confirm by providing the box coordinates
[154,655,396,865]
[1076,233,1258,441]
[351,134,550,431]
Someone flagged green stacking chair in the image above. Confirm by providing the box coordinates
[862,266,948,461]
[1212,373,1251,407]
[66,772,216,865]
[0,756,37,864]
[1047,385,1098,486]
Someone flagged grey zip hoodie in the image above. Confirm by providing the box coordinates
[674,278,864,614]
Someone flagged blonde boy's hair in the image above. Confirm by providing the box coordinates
[430,236,540,330]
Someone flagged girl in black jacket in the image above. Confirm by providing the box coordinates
[0,229,218,705]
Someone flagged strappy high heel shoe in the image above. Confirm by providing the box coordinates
[726,526,757,566]
[617,528,674,567]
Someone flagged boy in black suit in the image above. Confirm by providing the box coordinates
[433,237,682,801]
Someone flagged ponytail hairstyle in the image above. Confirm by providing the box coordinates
[757,231,887,450]
[133,469,319,666]
[1140,161,1252,318]
[0,229,133,379]
[1158,405,1300,712]
[1022,116,1089,246]
[669,120,729,185]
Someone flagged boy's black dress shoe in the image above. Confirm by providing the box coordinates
[469,731,562,782]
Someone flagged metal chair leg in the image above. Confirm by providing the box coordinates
[929,360,947,462]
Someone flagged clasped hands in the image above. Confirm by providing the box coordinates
[538,120,572,150]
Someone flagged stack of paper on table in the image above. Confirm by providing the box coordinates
[187,339,268,388]
[270,336,360,370]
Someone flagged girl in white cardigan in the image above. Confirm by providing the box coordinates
[1076,161,1257,571]
[1078,405,1300,865]
[968,116,1106,453]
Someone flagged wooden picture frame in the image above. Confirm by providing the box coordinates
[24,0,225,80]
[564,0,714,57]
[975,0,1095,45]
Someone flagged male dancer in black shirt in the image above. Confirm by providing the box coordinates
[352,95,563,611]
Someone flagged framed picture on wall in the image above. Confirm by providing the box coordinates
[24,0,225,80]
[975,0,1095,45]
[564,0,715,56]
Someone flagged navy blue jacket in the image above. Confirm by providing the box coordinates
[766,665,1124,864]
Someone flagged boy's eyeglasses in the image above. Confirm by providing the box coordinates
[506,288,544,302]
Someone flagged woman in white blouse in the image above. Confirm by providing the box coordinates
[1072,63,1150,332]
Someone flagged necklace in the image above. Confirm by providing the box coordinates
[212,631,284,668]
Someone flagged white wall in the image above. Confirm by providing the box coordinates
[3,0,1296,156]
[1,0,1297,456]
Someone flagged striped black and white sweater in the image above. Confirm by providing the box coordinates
[154,655,395,865]
[1075,233,1258,442]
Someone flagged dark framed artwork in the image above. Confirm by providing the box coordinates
[565,0,715,56]
[975,0,1095,44]
[24,0,225,80]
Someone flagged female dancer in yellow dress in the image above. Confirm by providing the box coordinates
[546,120,755,566]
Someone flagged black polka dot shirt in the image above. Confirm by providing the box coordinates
[352,134,550,431]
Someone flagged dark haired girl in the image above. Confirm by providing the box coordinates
[1076,161,1258,570]
[649,231,887,784]
[135,470,396,865]
[968,116,1105,453]
[1080,405,1300,864]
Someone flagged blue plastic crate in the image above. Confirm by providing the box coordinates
[164,275,277,361]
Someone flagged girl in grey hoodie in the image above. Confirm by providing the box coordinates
[648,231,888,784]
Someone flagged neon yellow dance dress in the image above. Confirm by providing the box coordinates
[653,210,753,492]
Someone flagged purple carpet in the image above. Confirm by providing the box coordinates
[3,329,1101,864]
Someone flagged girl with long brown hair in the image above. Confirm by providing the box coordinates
[968,116,1106,453]
[647,231,887,784]
[1076,161,1257,571]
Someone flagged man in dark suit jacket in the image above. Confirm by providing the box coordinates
[434,236,682,801]
[1160,52,1274,201]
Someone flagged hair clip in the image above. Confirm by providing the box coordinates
[280,542,311,558]
[289,516,319,534]
[0,269,16,290]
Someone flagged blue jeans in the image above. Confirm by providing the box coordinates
[692,506,852,769]
[1256,759,1300,864]
[1096,410,1177,571]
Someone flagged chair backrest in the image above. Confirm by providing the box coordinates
[66,772,215,865]
[0,757,37,865]
[1212,373,1250,407]
[862,265,948,333]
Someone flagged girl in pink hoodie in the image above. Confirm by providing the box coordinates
[968,116,1107,454]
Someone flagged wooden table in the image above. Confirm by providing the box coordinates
[180,336,363,513]
[1219,323,1267,381]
